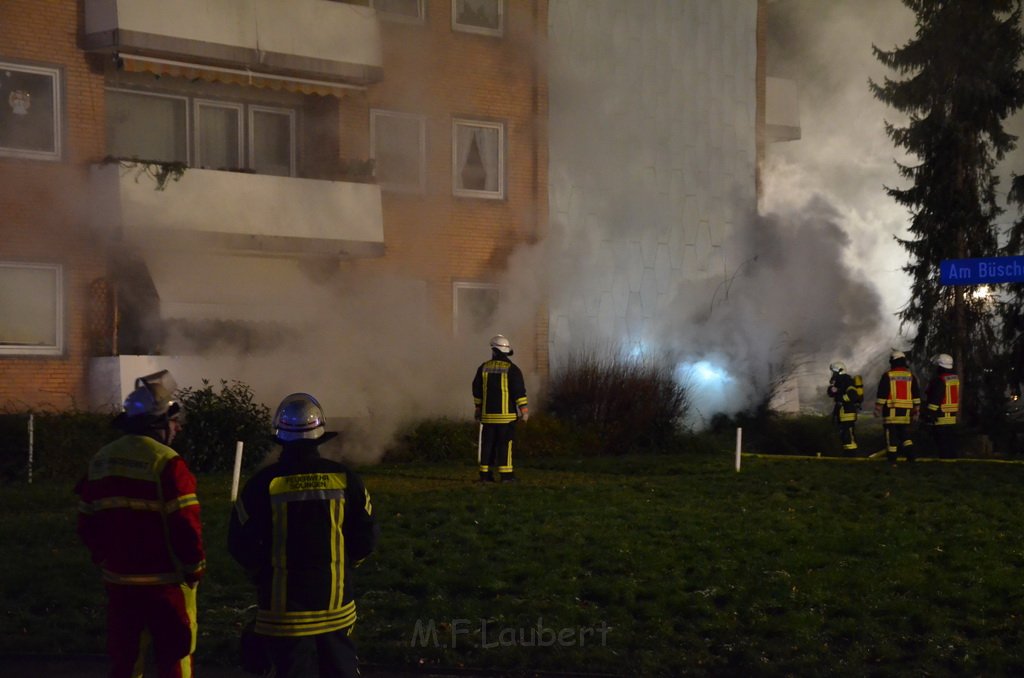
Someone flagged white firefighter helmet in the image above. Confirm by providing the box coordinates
[932,353,953,369]
[123,370,181,421]
[890,349,906,363]
[490,334,513,355]
[829,361,846,374]
[273,393,328,441]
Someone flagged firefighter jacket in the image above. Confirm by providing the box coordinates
[828,372,862,423]
[228,443,378,637]
[472,351,529,425]
[875,364,921,425]
[76,434,205,586]
[925,368,960,425]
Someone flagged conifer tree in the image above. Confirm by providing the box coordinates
[870,0,1024,423]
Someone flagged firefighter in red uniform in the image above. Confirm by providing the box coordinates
[827,361,862,453]
[76,370,205,678]
[874,350,922,463]
[473,334,529,483]
[923,353,960,459]
[228,393,378,678]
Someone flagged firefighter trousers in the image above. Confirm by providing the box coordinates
[479,421,517,478]
[262,627,360,678]
[105,582,197,678]
[929,424,959,459]
[884,423,915,461]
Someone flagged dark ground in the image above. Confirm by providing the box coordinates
[0,655,485,677]
[0,655,588,677]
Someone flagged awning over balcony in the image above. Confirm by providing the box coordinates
[118,55,357,99]
[84,0,383,92]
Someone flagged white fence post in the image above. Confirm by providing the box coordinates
[230,441,244,501]
[735,427,742,472]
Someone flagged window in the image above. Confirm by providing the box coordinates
[105,89,296,176]
[250,106,296,177]
[371,109,426,193]
[0,262,63,356]
[453,281,499,336]
[195,100,243,170]
[452,118,504,199]
[372,0,426,24]
[108,90,189,164]
[0,62,62,160]
[452,0,502,36]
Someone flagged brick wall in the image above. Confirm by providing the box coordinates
[359,0,549,379]
[0,0,109,410]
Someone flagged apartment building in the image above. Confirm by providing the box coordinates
[1,0,790,423]
[0,0,547,415]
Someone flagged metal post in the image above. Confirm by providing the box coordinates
[27,413,34,484]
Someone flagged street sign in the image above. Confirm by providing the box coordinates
[940,256,1024,285]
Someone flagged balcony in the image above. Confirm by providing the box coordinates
[766,77,801,143]
[83,0,383,87]
[89,163,384,258]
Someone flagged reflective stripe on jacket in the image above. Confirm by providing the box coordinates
[875,367,921,425]
[927,371,960,425]
[473,355,528,424]
[228,448,378,637]
[76,435,205,585]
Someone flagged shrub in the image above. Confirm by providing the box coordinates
[516,413,595,457]
[385,418,477,463]
[546,351,691,455]
[0,409,119,484]
[176,379,273,473]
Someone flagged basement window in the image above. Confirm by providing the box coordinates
[371,109,426,193]
[453,281,499,337]
[452,118,505,199]
[0,262,63,356]
[452,0,503,36]
[0,61,62,161]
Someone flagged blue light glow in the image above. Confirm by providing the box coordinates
[687,360,733,385]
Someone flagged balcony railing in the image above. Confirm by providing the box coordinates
[90,162,384,258]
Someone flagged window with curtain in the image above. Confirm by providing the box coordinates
[0,262,63,356]
[453,282,499,337]
[107,90,189,164]
[195,100,242,170]
[0,61,61,160]
[452,0,502,36]
[371,109,425,193]
[453,118,504,199]
[250,106,295,177]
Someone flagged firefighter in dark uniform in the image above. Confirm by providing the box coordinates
[923,353,960,459]
[874,350,922,463]
[76,370,205,678]
[228,393,378,678]
[473,334,529,483]
[827,360,862,453]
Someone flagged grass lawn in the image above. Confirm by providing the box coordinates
[3,451,1024,676]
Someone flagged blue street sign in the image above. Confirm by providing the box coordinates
[940,256,1024,285]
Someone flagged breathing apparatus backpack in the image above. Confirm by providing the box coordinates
[849,375,864,405]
